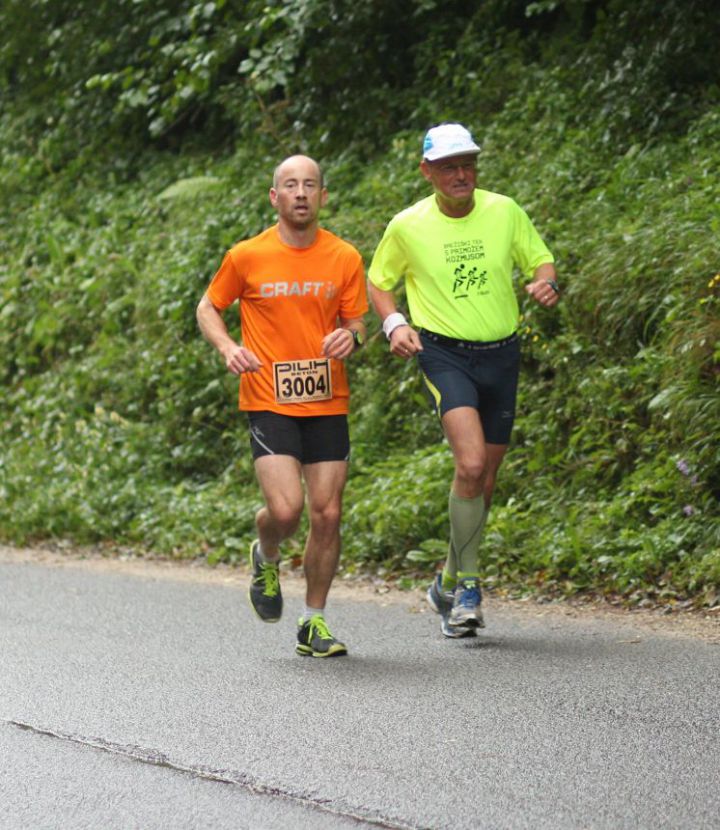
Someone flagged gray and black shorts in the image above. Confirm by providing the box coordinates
[417,329,520,445]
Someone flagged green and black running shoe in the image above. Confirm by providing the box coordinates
[248,540,282,623]
[296,614,347,657]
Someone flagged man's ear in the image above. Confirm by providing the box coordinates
[269,187,278,207]
[419,160,432,182]
[320,187,329,208]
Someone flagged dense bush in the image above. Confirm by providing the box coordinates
[1,0,718,607]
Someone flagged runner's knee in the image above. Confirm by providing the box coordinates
[308,500,342,532]
[258,501,303,535]
[454,454,487,488]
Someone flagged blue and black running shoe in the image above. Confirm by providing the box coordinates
[448,578,485,629]
[427,574,477,638]
[426,573,454,615]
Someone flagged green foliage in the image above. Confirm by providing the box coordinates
[0,0,718,607]
[0,0,247,151]
[343,447,456,570]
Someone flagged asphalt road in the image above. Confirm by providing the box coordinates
[1,547,719,830]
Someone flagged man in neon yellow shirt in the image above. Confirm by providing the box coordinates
[368,123,560,637]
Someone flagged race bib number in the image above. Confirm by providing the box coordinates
[273,359,332,404]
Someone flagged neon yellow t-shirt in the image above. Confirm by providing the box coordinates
[368,190,554,341]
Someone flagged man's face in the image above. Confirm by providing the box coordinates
[269,157,327,229]
[420,153,478,205]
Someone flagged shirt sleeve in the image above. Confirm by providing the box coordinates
[368,220,407,290]
[206,250,242,310]
[511,202,554,278]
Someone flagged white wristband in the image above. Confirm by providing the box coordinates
[382,312,409,340]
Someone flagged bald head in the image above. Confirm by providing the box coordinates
[269,154,328,241]
[273,155,324,189]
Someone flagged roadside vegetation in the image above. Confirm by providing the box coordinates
[1,0,718,608]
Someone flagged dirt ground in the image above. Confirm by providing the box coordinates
[2,543,719,645]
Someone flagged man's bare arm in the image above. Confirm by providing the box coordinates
[367,282,423,359]
[196,294,262,375]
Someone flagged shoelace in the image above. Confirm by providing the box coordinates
[259,561,279,596]
[309,615,334,641]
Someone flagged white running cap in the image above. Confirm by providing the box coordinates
[422,123,481,161]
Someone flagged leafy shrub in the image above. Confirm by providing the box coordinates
[1,0,718,608]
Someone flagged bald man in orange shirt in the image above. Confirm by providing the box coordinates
[197,155,367,657]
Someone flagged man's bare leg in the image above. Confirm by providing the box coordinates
[295,460,349,657]
[302,460,348,609]
[249,455,304,622]
[254,455,305,559]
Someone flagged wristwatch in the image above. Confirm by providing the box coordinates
[351,329,364,350]
[545,278,560,295]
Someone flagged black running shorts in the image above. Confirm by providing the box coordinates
[247,411,350,464]
[416,330,520,445]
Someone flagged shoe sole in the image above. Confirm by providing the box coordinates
[449,607,485,628]
[296,643,348,657]
[426,583,453,616]
[442,625,477,639]
[448,616,485,629]
[441,616,477,638]
[426,588,443,615]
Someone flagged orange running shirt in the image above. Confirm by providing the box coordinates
[206,225,367,416]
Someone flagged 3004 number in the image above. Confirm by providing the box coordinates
[280,374,327,398]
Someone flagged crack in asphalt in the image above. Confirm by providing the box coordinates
[6,718,422,830]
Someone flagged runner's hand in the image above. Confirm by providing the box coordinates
[525,279,560,308]
[389,325,423,360]
[321,328,354,360]
[224,344,262,375]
